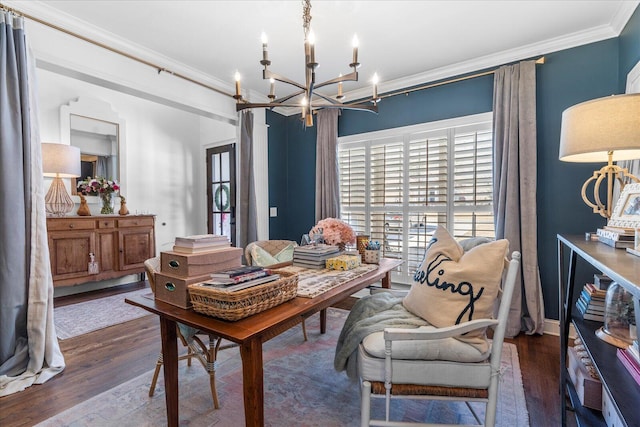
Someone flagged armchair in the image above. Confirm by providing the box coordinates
[358,250,521,427]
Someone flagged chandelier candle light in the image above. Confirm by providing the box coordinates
[234,0,380,127]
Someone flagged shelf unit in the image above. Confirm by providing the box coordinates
[558,235,640,427]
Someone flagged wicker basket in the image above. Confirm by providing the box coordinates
[188,271,298,321]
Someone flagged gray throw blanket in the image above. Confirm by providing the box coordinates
[334,292,428,379]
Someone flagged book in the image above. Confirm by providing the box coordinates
[210,265,264,279]
[174,234,228,246]
[628,342,640,364]
[597,235,634,249]
[294,244,340,255]
[593,274,613,290]
[584,283,607,298]
[576,299,604,321]
[617,348,640,386]
[597,228,635,241]
[207,269,270,285]
[293,251,341,261]
[172,243,231,254]
[200,274,280,292]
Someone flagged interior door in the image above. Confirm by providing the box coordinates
[207,144,236,245]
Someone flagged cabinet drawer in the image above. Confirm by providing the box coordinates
[117,217,154,228]
[97,219,115,229]
[47,218,95,231]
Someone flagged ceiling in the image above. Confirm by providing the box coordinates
[10,1,640,101]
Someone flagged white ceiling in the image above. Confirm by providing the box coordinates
[9,0,640,101]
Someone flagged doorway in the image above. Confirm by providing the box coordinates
[206,144,236,245]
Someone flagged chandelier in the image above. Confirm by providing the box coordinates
[233,0,380,127]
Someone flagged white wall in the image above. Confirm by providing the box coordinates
[18,4,269,295]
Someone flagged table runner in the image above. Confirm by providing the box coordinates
[279,264,379,298]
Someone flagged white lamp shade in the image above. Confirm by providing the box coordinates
[42,143,81,178]
[559,93,640,163]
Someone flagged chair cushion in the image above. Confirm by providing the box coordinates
[250,243,295,266]
[402,226,508,352]
[358,343,492,389]
[361,327,490,362]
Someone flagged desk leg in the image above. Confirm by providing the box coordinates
[159,317,179,427]
[382,271,392,289]
[240,338,264,427]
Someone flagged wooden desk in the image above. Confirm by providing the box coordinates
[557,235,640,427]
[126,258,402,427]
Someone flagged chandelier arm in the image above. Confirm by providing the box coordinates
[263,69,307,91]
[311,92,344,105]
[236,101,378,113]
[314,71,359,89]
[273,89,306,104]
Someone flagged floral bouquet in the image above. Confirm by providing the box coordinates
[310,218,356,248]
[77,176,120,214]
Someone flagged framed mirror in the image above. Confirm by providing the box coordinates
[60,98,126,200]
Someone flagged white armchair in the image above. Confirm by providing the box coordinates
[358,251,521,427]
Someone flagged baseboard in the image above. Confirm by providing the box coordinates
[544,318,577,339]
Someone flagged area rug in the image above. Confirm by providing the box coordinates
[54,288,153,340]
[39,308,528,426]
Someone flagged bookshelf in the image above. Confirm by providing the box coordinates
[558,235,640,427]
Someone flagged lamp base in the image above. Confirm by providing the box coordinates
[595,326,633,348]
[45,177,75,216]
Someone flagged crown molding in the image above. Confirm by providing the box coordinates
[3,0,235,97]
[611,1,640,34]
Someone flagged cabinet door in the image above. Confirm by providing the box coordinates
[96,230,118,274]
[118,227,155,271]
[48,230,96,282]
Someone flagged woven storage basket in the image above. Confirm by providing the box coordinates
[188,271,298,321]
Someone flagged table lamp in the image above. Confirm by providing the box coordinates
[42,142,81,216]
[559,93,640,218]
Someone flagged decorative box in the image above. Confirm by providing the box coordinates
[568,346,602,410]
[325,254,361,271]
[160,247,242,278]
[154,272,212,309]
[364,249,380,264]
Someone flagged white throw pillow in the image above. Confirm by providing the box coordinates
[403,226,508,353]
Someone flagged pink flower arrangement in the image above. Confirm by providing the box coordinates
[77,176,120,196]
[310,218,356,246]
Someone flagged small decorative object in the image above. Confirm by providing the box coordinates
[88,252,99,274]
[363,240,381,264]
[118,195,129,216]
[325,254,361,271]
[596,281,637,348]
[76,194,91,216]
[356,234,370,262]
[77,176,120,215]
[309,218,356,251]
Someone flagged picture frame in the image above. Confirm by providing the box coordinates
[609,183,640,228]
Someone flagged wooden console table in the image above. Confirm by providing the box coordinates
[557,235,640,426]
[47,215,155,287]
[126,258,402,427]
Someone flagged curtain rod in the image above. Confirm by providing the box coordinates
[0,2,235,99]
[379,56,545,100]
[2,3,544,107]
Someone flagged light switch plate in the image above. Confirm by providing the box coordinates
[269,207,278,217]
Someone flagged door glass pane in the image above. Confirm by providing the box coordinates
[221,152,229,181]
[212,153,221,181]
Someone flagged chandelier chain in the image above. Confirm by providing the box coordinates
[302,0,312,38]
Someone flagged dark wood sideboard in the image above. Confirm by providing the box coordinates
[558,234,640,427]
[46,215,156,287]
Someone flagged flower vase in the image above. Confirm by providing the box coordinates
[100,193,115,214]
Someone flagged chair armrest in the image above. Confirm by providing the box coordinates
[383,318,499,341]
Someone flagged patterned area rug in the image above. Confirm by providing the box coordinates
[39,309,529,426]
[54,288,153,340]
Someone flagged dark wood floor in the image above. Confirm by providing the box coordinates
[0,281,570,427]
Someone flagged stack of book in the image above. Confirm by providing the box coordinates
[576,283,606,322]
[202,265,280,292]
[617,340,640,386]
[597,226,635,249]
[292,244,340,269]
[593,273,613,290]
[173,234,230,254]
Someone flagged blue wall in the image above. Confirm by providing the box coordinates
[268,8,639,321]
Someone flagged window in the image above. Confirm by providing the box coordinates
[338,113,494,283]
